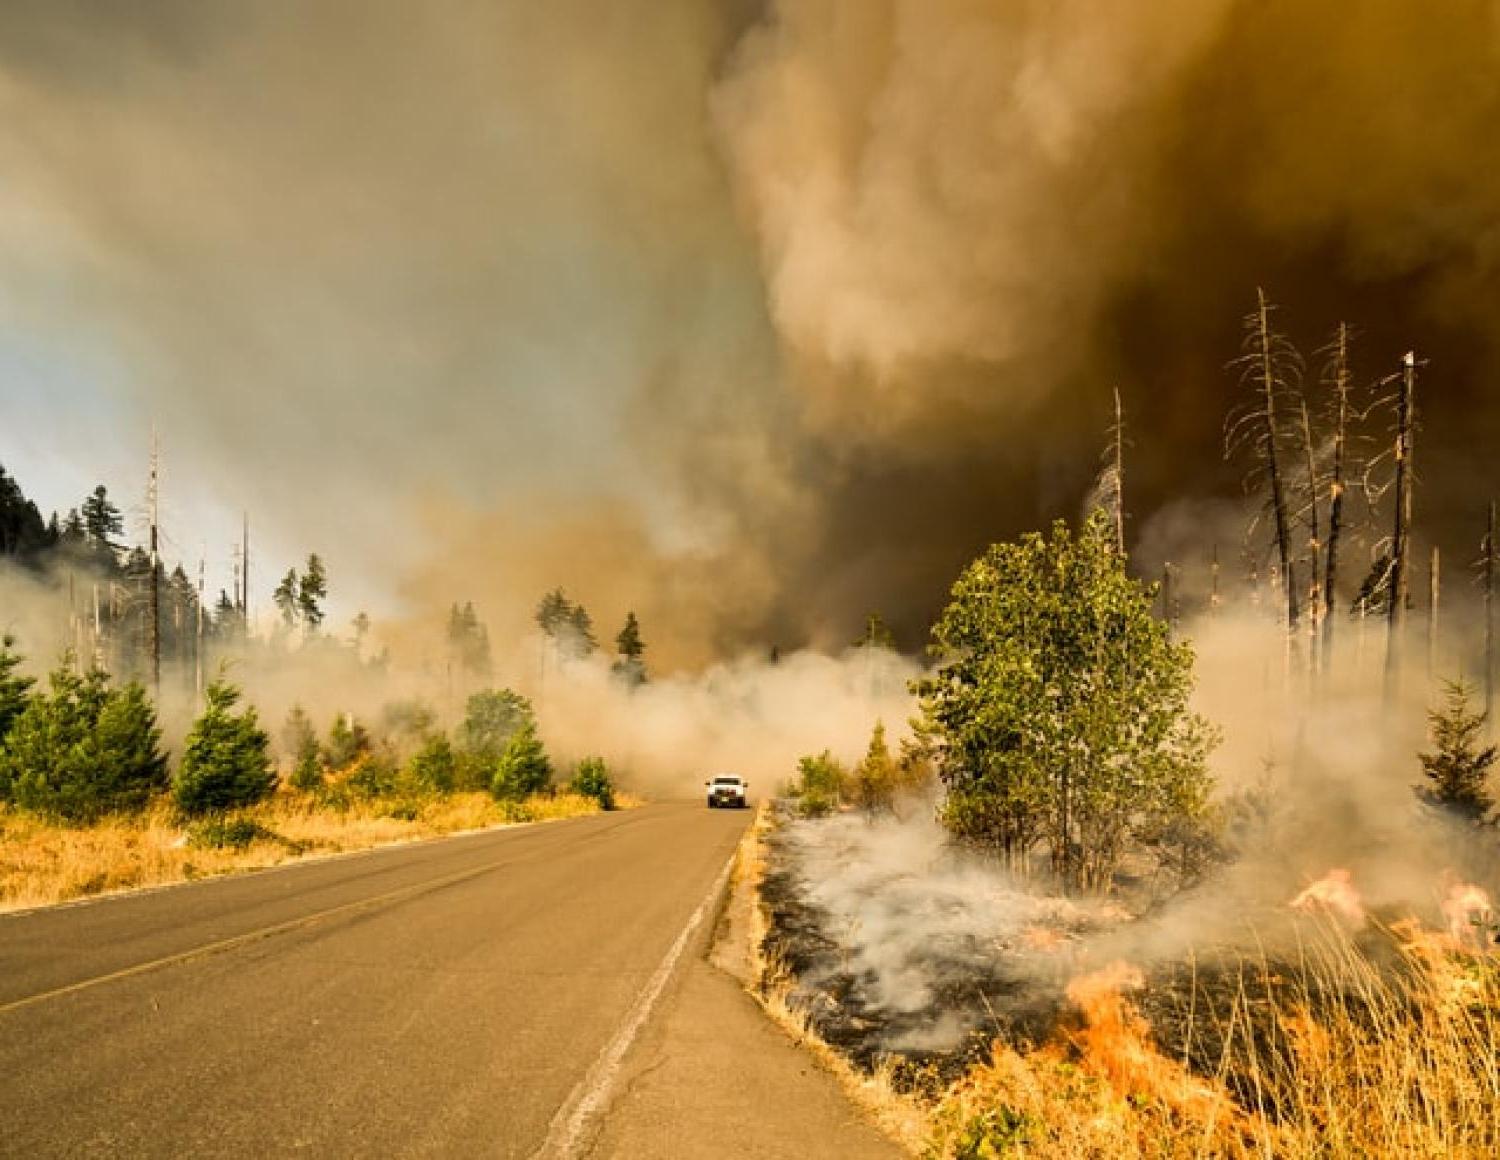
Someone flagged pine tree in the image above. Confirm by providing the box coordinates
[0,632,33,748]
[282,706,323,791]
[851,720,897,817]
[1,661,167,821]
[854,612,896,650]
[298,554,327,634]
[174,678,275,815]
[81,485,124,556]
[1417,680,1496,822]
[612,612,647,686]
[273,569,300,629]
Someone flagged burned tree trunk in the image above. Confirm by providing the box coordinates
[1487,502,1496,726]
[1322,323,1352,670]
[1238,288,1300,636]
[147,431,161,694]
[1299,397,1323,672]
[1384,352,1417,693]
[1111,387,1126,557]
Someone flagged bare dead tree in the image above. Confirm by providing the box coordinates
[1383,352,1418,694]
[1427,545,1440,683]
[1227,288,1303,638]
[1297,396,1323,671]
[1478,502,1495,726]
[1319,323,1355,668]
[1089,387,1128,557]
[147,429,161,695]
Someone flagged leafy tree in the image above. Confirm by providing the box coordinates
[174,678,275,815]
[273,569,300,629]
[491,718,551,800]
[298,554,327,633]
[458,688,532,761]
[913,511,1217,892]
[569,756,616,810]
[1,661,167,821]
[0,633,34,753]
[282,706,323,792]
[612,611,646,686]
[792,751,846,818]
[406,733,458,794]
[851,720,897,817]
[1417,680,1497,822]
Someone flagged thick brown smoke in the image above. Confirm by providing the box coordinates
[4,2,1500,665]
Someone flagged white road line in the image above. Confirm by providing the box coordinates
[531,852,736,1160]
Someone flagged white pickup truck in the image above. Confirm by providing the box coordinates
[705,774,749,809]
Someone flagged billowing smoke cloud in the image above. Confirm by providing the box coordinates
[4,1,1500,666]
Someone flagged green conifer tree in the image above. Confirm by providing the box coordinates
[174,678,275,815]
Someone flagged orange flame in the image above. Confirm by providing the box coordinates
[1290,868,1365,922]
[1065,961,1221,1115]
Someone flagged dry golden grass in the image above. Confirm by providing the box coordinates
[0,790,619,913]
[924,914,1500,1159]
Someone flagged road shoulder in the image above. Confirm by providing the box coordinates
[583,810,910,1160]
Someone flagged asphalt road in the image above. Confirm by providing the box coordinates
[0,802,777,1158]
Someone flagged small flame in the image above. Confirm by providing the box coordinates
[1020,925,1067,952]
[1290,868,1365,922]
[1439,877,1494,950]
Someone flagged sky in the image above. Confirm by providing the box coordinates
[5,1,1500,667]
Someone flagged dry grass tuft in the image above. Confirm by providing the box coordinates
[0,790,617,913]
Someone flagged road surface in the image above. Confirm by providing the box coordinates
[0,802,904,1158]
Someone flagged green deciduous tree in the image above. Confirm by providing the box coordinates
[569,756,616,810]
[914,511,1217,892]
[1,661,167,821]
[406,733,458,795]
[491,718,551,800]
[174,678,275,815]
[1417,679,1496,822]
[792,750,846,818]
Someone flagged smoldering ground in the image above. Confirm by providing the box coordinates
[6,2,1500,659]
[762,602,1500,1074]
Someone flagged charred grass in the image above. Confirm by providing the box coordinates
[756,808,1500,1158]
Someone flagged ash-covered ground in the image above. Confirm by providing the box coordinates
[759,804,1495,1101]
[760,805,1123,1086]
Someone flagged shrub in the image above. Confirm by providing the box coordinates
[2,661,168,822]
[569,756,616,810]
[174,679,275,816]
[491,719,551,800]
[323,713,371,771]
[405,733,458,794]
[188,815,274,850]
[793,750,846,818]
[346,750,401,798]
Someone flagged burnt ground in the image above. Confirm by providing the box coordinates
[757,806,1495,1106]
